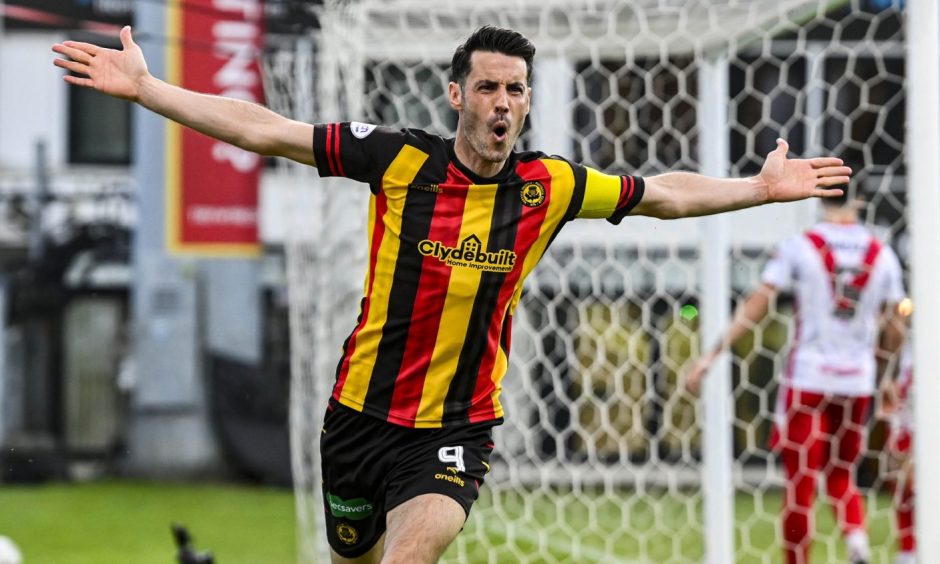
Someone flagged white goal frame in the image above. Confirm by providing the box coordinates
[906,1,940,561]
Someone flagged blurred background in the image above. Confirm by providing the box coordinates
[0,1,315,561]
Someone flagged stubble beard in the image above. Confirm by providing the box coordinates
[465,113,513,165]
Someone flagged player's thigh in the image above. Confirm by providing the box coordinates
[385,419,495,519]
[320,403,396,558]
[783,389,823,443]
[381,420,496,562]
[831,396,870,463]
[782,389,826,474]
[382,493,466,564]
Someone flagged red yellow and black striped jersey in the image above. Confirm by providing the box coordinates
[313,122,644,428]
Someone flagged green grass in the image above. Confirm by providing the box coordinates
[0,480,296,564]
[0,480,901,563]
[447,487,899,563]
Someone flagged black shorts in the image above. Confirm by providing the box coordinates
[319,400,498,558]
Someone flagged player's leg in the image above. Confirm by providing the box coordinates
[823,396,870,562]
[380,493,466,564]
[894,479,915,564]
[890,429,915,564]
[330,535,384,564]
[781,389,827,564]
[320,402,396,561]
[381,421,497,564]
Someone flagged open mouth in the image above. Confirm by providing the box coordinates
[492,123,508,142]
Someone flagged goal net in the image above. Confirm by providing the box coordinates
[265,1,911,562]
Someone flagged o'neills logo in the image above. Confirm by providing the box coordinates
[434,471,466,487]
[418,235,516,273]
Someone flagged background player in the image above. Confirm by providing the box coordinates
[877,298,915,564]
[686,191,906,564]
[53,25,851,564]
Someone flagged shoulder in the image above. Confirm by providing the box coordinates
[780,232,811,254]
[362,125,450,166]
[401,127,449,148]
[876,240,903,270]
[855,226,900,263]
[357,125,445,152]
[515,152,588,182]
[764,234,812,268]
[333,122,445,148]
[516,149,552,163]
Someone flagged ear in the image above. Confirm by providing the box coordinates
[524,86,532,116]
[448,81,463,111]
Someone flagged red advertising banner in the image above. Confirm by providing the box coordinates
[166,0,264,256]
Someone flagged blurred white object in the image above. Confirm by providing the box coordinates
[0,536,21,564]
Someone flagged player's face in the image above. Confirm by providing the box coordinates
[450,51,531,175]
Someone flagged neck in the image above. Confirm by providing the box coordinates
[453,133,506,179]
[823,208,858,224]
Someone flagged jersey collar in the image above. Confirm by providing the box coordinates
[447,138,518,185]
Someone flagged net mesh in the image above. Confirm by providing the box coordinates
[264,1,910,561]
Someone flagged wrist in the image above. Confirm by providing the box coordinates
[699,347,719,367]
[748,175,771,204]
[135,73,160,105]
[709,342,724,359]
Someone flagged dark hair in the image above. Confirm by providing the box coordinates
[820,186,852,207]
[450,25,536,86]
[821,161,863,208]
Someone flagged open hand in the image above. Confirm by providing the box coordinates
[876,379,901,420]
[684,353,716,396]
[759,139,852,203]
[52,25,148,101]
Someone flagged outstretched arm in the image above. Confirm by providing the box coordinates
[52,26,315,166]
[632,139,850,219]
[684,282,779,395]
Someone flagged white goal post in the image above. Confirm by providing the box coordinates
[262,1,933,562]
[906,0,940,562]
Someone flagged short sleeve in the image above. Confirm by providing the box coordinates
[312,122,407,186]
[761,237,798,290]
[573,164,645,224]
[879,246,906,304]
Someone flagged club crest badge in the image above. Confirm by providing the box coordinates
[337,523,359,545]
[520,181,546,207]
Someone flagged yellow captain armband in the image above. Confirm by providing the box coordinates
[576,167,623,219]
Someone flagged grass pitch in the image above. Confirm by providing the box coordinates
[0,480,899,563]
[0,480,296,564]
